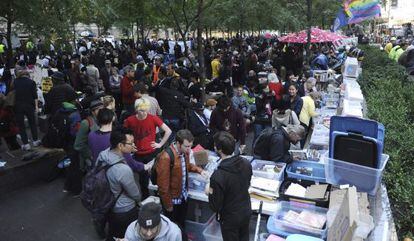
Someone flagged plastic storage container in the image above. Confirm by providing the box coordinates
[329,116,385,158]
[331,131,382,168]
[188,173,208,192]
[279,180,331,207]
[267,201,328,239]
[186,201,214,241]
[251,159,286,181]
[286,161,326,183]
[325,154,389,195]
[202,216,223,241]
[343,57,359,78]
[186,220,208,241]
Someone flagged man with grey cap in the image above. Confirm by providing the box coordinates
[253,124,305,163]
[124,202,182,241]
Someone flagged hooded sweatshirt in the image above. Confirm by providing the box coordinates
[124,215,182,241]
[208,156,252,224]
[96,148,141,213]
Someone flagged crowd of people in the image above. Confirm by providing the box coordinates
[383,36,414,75]
[0,35,348,241]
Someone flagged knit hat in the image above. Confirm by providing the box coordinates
[138,202,162,229]
[136,55,144,63]
[51,71,65,82]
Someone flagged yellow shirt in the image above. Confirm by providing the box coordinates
[0,44,4,54]
[384,42,393,54]
[388,45,400,61]
[211,59,221,79]
[299,96,317,126]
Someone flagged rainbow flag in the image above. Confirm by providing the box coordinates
[333,0,381,31]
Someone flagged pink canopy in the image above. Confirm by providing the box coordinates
[278,28,346,43]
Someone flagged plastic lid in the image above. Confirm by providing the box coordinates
[286,234,323,241]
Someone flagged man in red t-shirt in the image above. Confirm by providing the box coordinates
[124,98,172,199]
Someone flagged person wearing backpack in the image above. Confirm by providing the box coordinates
[0,95,20,150]
[155,129,206,239]
[253,124,305,163]
[94,128,141,241]
[87,108,150,175]
[44,71,77,116]
[206,131,252,241]
[74,99,103,171]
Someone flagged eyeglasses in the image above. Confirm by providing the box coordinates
[123,142,135,146]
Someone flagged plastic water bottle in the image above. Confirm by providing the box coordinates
[57,158,71,169]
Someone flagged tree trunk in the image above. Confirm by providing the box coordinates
[140,23,145,42]
[73,24,77,52]
[6,18,13,68]
[136,20,140,42]
[197,0,206,102]
[306,0,312,64]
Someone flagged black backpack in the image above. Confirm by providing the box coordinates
[253,127,275,160]
[42,109,78,148]
[80,161,123,222]
[150,146,175,185]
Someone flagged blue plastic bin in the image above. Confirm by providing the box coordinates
[325,154,389,195]
[266,201,328,239]
[286,161,326,183]
[329,116,385,157]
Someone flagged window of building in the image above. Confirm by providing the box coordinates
[391,0,398,7]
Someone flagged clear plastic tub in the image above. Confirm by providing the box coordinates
[186,220,207,241]
[188,173,208,192]
[325,154,389,195]
[286,161,326,183]
[202,216,223,241]
[266,201,328,239]
[251,159,286,181]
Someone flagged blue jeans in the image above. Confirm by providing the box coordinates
[163,118,181,143]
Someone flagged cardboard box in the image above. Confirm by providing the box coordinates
[193,150,209,166]
[327,187,358,241]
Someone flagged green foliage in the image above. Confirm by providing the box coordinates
[359,45,414,239]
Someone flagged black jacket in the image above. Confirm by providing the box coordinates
[157,87,190,119]
[45,83,77,115]
[254,127,291,163]
[99,67,111,93]
[187,110,209,136]
[14,76,37,107]
[209,156,252,224]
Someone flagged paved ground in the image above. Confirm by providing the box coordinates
[0,177,100,241]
